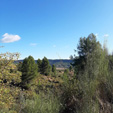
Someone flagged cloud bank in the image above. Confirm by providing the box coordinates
[103,34,109,38]
[1,33,21,43]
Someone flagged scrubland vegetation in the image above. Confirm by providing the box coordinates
[1,33,113,113]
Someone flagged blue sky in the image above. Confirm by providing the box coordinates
[0,0,113,59]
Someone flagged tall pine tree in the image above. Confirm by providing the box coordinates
[52,64,56,75]
[41,57,51,75]
[37,58,42,73]
[21,56,38,88]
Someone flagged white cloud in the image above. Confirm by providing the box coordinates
[1,33,21,43]
[103,34,109,38]
[30,43,37,46]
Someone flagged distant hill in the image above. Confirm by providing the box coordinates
[48,59,73,68]
[15,59,73,68]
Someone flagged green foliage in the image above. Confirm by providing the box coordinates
[41,57,51,75]
[1,33,113,113]
[64,69,69,74]
[52,64,56,73]
[21,56,38,88]
[60,75,81,113]
[62,69,69,84]
[0,52,21,110]
[21,92,61,113]
[37,58,42,73]
[52,64,56,75]
[108,54,113,70]
[73,33,101,75]
[17,61,22,71]
[61,33,111,113]
[71,34,110,113]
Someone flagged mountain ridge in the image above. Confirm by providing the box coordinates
[16,59,73,68]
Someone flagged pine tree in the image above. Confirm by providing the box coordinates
[17,61,22,71]
[21,56,38,88]
[52,64,56,75]
[41,57,51,75]
[71,34,109,112]
[37,58,42,73]
[72,33,101,75]
[48,64,52,75]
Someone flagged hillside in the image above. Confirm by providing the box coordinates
[48,59,73,68]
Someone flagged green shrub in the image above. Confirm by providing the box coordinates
[21,92,61,113]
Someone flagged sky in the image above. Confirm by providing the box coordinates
[0,0,113,59]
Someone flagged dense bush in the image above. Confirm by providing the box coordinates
[20,91,61,113]
[0,52,21,112]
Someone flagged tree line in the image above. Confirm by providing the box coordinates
[18,56,56,89]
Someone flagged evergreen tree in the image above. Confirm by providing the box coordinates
[41,57,51,75]
[68,33,110,112]
[108,54,113,71]
[21,56,38,88]
[37,58,42,73]
[52,64,56,75]
[72,33,101,75]
[17,61,22,71]
[48,64,52,75]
